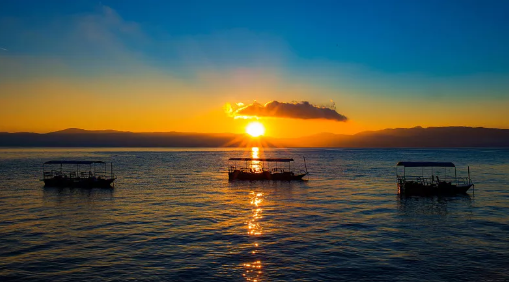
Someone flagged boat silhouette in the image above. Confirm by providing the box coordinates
[42,160,116,188]
[228,157,308,181]
[396,162,473,196]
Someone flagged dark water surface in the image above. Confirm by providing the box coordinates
[0,148,508,281]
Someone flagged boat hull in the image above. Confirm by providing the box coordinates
[398,182,472,196]
[43,177,115,188]
[229,171,306,181]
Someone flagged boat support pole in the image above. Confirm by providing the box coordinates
[469,166,473,195]
[303,156,308,174]
[112,163,114,188]
[468,166,471,184]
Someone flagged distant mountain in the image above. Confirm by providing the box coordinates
[0,127,508,147]
[50,128,125,134]
[279,126,509,147]
[0,129,246,147]
[276,132,350,147]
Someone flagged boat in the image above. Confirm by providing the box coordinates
[396,162,473,196]
[228,157,308,181]
[42,160,116,188]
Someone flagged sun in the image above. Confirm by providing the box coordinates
[246,121,265,137]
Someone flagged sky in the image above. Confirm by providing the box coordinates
[1,0,508,137]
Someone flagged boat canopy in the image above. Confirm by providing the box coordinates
[229,158,294,162]
[397,161,455,168]
[44,160,106,165]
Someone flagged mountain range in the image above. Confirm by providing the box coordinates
[1,127,509,147]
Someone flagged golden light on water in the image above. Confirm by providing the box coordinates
[251,147,262,172]
[252,147,259,158]
[244,191,264,281]
[238,148,272,281]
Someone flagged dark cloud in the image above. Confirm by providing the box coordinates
[232,101,347,121]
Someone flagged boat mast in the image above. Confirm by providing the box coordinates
[468,166,471,184]
[303,156,308,174]
[469,166,473,194]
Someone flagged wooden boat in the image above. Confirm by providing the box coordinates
[396,162,473,196]
[42,160,116,188]
[228,158,308,181]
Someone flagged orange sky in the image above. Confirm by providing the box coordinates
[1,4,509,138]
[1,72,508,138]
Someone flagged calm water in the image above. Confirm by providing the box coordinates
[0,148,508,281]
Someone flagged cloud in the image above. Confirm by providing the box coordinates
[227,101,348,121]
[0,5,146,68]
[0,5,172,84]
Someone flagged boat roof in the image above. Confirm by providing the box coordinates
[397,161,455,168]
[229,158,294,162]
[44,160,106,165]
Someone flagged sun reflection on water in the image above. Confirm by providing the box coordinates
[251,147,262,172]
[243,191,264,281]
[251,147,259,158]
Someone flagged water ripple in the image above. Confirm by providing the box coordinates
[0,148,508,281]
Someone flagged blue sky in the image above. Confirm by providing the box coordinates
[1,0,508,134]
[2,0,508,75]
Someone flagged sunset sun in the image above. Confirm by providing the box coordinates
[246,121,265,137]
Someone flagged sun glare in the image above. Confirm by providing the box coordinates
[246,122,265,137]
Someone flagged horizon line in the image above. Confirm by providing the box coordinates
[2,125,509,136]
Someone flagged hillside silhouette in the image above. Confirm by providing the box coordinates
[1,126,508,147]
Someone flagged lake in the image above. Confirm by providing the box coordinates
[0,148,508,281]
